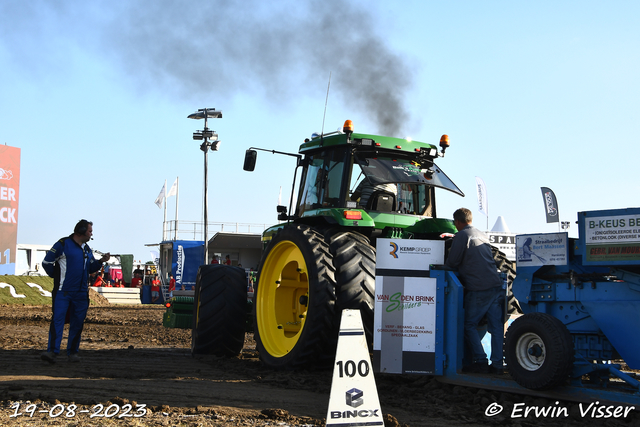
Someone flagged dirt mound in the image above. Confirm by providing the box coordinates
[89,287,110,305]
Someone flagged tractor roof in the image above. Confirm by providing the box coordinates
[298,132,438,155]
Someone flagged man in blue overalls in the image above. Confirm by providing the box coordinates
[41,219,110,363]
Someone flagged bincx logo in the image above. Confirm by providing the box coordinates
[346,388,363,408]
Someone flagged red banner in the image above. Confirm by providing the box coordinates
[0,145,20,274]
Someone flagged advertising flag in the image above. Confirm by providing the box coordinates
[475,176,488,216]
[154,182,166,208]
[540,187,559,223]
[167,178,178,198]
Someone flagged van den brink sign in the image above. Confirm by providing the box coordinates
[373,238,443,374]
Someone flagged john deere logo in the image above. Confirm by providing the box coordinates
[389,242,398,258]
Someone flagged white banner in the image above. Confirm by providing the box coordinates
[475,176,488,216]
[154,182,165,208]
[516,233,568,267]
[167,178,178,198]
[375,238,444,270]
[584,214,640,244]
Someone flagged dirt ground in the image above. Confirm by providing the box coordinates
[0,303,638,427]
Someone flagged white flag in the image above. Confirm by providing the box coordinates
[167,178,178,198]
[475,176,488,216]
[278,186,282,205]
[154,183,166,208]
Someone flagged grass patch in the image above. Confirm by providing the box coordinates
[0,275,53,305]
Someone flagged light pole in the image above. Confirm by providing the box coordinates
[188,108,222,265]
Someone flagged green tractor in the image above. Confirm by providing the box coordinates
[191,120,515,369]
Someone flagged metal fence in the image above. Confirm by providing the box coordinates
[162,220,270,241]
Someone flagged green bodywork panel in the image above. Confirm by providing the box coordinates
[261,208,456,248]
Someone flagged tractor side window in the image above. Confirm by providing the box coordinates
[396,184,434,216]
[297,150,347,215]
[299,156,324,213]
[322,151,345,208]
[397,184,414,214]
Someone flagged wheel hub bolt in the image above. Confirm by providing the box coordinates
[528,344,543,357]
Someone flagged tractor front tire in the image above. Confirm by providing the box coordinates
[191,265,247,357]
[504,312,574,390]
[254,224,336,369]
[325,229,376,345]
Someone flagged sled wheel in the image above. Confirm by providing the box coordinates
[504,312,574,390]
[191,265,247,357]
[325,228,376,345]
[254,224,336,369]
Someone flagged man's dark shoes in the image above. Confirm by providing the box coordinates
[462,361,490,374]
[489,363,505,375]
[41,351,57,364]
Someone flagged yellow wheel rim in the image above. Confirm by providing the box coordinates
[256,239,309,358]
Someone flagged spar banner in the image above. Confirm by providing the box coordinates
[541,187,559,223]
[0,145,20,275]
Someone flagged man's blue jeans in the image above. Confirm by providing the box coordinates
[464,286,505,365]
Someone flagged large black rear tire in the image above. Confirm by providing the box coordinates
[504,312,574,390]
[491,246,521,317]
[325,229,376,345]
[253,224,336,369]
[191,265,247,357]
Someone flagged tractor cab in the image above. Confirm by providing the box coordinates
[288,121,464,242]
[296,144,464,217]
[244,120,465,244]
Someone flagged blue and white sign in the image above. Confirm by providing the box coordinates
[516,233,568,267]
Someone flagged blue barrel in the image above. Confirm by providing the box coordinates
[141,285,152,304]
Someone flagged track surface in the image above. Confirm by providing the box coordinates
[0,304,637,426]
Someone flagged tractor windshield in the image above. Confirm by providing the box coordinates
[349,154,463,216]
[295,147,464,217]
[352,155,463,195]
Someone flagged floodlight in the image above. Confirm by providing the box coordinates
[188,109,223,119]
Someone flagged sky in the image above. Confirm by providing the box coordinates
[1,0,639,263]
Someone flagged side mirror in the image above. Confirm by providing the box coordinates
[277,205,288,221]
[243,150,257,171]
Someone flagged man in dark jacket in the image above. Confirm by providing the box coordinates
[40,219,110,363]
[445,208,504,373]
